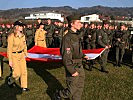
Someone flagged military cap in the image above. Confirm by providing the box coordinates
[66,15,81,23]
[39,22,45,26]
[14,21,25,26]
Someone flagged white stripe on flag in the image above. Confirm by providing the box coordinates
[27,53,62,60]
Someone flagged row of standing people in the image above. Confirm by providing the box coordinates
[0,18,132,100]
[0,19,132,66]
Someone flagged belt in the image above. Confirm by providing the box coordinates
[12,50,23,53]
[38,40,44,41]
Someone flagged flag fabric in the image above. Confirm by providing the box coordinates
[0,46,105,62]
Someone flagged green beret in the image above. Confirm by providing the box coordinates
[66,15,81,23]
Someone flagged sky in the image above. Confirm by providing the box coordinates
[0,0,133,10]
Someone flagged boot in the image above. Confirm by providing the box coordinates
[54,90,61,100]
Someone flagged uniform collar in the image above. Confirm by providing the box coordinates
[15,33,24,38]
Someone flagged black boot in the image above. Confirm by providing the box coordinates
[7,77,16,88]
[88,65,93,71]
[118,62,122,67]
[54,90,61,100]
[0,77,3,80]
[101,67,109,73]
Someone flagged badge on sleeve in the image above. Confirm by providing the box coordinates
[66,48,71,54]
[98,36,102,38]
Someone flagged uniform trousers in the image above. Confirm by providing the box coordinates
[11,52,27,88]
[59,66,85,100]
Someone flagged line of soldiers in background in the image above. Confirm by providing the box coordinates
[0,19,133,66]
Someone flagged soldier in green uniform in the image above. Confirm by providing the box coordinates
[1,24,8,48]
[45,19,54,47]
[96,22,111,73]
[25,24,34,49]
[83,22,97,71]
[54,15,89,100]
[0,24,2,47]
[130,34,133,63]
[113,23,127,67]
[84,22,96,49]
[53,20,64,48]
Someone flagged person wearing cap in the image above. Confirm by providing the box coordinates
[54,15,89,100]
[7,21,30,92]
[96,21,111,73]
[113,23,129,67]
[34,22,47,47]
[44,18,54,47]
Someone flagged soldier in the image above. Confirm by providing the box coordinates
[84,22,96,49]
[113,23,127,67]
[0,24,2,47]
[7,21,30,92]
[45,19,54,47]
[96,22,111,73]
[54,15,89,100]
[36,18,42,29]
[83,22,97,71]
[53,20,63,48]
[35,22,47,47]
[25,24,34,49]
[1,24,7,48]
[130,34,133,63]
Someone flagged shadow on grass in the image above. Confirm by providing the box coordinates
[0,76,22,100]
[27,62,64,100]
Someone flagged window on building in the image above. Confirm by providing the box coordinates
[86,17,90,21]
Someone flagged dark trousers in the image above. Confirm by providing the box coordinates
[46,37,53,48]
[132,50,133,63]
[99,49,109,70]
[115,46,125,65]
[59,67,85,100]
[2,37,7,47]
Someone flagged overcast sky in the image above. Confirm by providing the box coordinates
[0,0,132,10]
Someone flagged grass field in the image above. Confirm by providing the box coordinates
[0,47,133,100]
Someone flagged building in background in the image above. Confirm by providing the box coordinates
[25,12,64,22]
[81,14,101,23]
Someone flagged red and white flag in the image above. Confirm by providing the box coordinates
[0,46,105,62]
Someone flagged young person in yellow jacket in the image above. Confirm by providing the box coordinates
[35,23,47,47]
[7,21,30,92]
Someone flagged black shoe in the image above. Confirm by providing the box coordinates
[0,77,3,80]
[114,64,119,67]
[54,90,61,100]
[8,77,16,88]
[88,66,93,71]
[118,63,122,67]
[22,88,30,92]
[101,69,109,73]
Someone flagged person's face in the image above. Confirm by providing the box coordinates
[48,19,51,24]
[84,24,88,28]
[37,19,41,23]
[97,25,102,29]
[91,24,95,29]
[16,25,23,32]
[40,25,44,29]
[71,20,82,30]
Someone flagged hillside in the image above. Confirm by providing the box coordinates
[0,5,133,19]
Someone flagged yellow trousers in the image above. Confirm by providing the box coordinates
[37,40,47,48]
[12,52,27,88]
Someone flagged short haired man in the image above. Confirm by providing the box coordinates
[54,15,89,100]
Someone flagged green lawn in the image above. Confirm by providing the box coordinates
[0,48,133,100]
